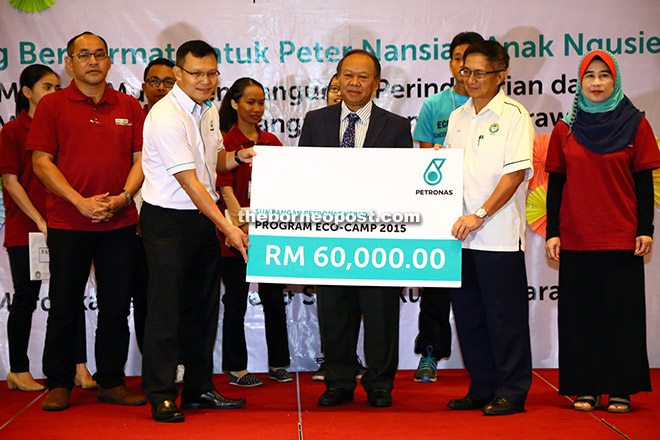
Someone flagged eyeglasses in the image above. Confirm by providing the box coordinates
[146,77,176,88]
[459,67,504,79]
[70,50,108,61]
[328,85,340,93]
[179,67,220,80]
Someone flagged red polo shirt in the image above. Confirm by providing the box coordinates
[0,111,48,247]
[27,81,145,231]
[546,118,660,250]
[217,124,282,257]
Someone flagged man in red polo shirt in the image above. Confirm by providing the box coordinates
[28,31,146,411]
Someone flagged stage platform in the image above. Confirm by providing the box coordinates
[1,369,657,439]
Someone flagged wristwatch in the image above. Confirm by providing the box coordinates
[234,150,244,165]
[475,207,488,219]
[122,189,132,205]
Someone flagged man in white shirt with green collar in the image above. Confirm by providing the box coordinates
[140,39,254,423]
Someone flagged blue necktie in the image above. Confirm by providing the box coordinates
[341,113,359,148]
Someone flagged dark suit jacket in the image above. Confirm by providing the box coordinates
[298,102,412,148]
[298,103,410,389]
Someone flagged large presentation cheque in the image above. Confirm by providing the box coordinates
[245,147,463,287]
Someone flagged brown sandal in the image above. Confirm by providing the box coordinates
[574,395,600,411]
[607,396,631,413]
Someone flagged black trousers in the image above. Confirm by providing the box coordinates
[7,245,87,373]
[42,226,135,390]
[131,233,148,353]
[140,202,221,406]
[317,285,400,392]
[415,287,452,359]
[219,256,290,371]
[450,249,532,406]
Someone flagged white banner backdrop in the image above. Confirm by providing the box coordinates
[1,0,659,378]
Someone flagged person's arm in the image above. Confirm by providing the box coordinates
[545,171,566,262]
[413,99,435,149]
[217,148,256,173]
[32,151,112,223]
[220,186,243,226]
[298,113,313,146]
[1,174,47,234]
[629,118,660,256]
[397,118,413,148]
[105,152,144,217]
[544,123,569,261]
[451,169,526,241]
[174,169,249,261]
[634,168,654,256]
[419,141,434,149]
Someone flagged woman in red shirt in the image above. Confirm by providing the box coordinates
[217,77,291,386]
[1,65,95,391]
[545,50,660,413]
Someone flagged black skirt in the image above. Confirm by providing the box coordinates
[558,250,652,396]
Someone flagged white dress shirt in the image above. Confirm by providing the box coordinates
[142,83,224,210]
[445,89,534,251]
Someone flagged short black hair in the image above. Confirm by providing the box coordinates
[67,31,108,56]
[449,32,485,58]
[143,57,175,81]
[336,49,381,78]
[463,39,510,71]
[176,40,217,67]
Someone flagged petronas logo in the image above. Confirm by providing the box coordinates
[424,158,446,186]
[9,0,56,13]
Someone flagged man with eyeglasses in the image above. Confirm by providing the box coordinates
[28,31,147,411]
[140,39,252,423]
[299,49,412,409]
[142,58,175,114]
[442,40,533,416]
[411,31,484,385]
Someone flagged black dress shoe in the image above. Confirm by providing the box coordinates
[152,400,184,423]
[447,392,490,410]
[482,397,524,415]
[318,387,353,407]
[366,388,392,407]
[180,390,246,410]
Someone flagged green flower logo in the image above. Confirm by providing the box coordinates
[9,0,57,13]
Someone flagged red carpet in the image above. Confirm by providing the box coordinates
[1,370,657,439]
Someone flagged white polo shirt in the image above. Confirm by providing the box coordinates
[142,83,223,210]
[445,89,534,252]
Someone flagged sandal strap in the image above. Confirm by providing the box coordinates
[608,397,631,406]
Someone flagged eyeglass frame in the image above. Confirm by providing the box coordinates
[459,67,505,80]
[146,77,176,88]
[69,50,109,61]
[178,66,220,80]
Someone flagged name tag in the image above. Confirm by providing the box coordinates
[115,118,132,126]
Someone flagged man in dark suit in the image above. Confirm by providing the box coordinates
[299,49,412,408]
